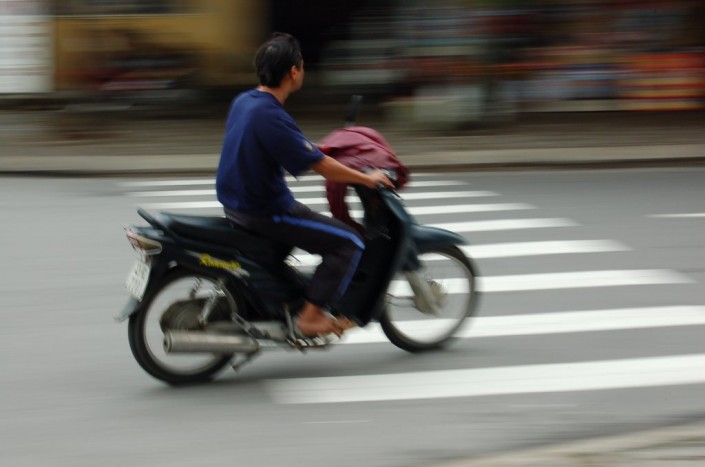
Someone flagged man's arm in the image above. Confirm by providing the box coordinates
[311,155,393,189]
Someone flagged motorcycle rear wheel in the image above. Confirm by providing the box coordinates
[128,270,240,385]
[380,246,478,352]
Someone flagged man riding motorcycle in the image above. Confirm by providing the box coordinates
[215,33,392,337]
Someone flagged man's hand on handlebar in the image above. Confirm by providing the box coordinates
[364,169,394,190]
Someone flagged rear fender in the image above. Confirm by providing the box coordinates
[115,296,142,323]
[117,248,297,323]
[115,262,251,323]
[116,245,247,323]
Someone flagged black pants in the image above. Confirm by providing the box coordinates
[225,202,364,309]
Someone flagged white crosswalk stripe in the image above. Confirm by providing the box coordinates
[124,180,468,194]
[339,306,705,344]
[266,354,705,404]
[461,240,629,257]
[385,270,693,295]
[648,213,705,218]
[140,201,535,215]
[280,191,500,205]
[355,203,535,216]
[127,189,215,197]
[288,240,629,267]
[478,269,694,292]
[428,218,578,231]
[119,178,215,187]
[118,173,457,188]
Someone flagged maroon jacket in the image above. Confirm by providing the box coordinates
[318,126,410,234]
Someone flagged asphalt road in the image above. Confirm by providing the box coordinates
[1,167,704,467]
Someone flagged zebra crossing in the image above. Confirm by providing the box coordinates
[267,354,705,404]
[119,173,704,404]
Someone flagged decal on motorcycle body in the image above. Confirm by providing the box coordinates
[196,253,250,278]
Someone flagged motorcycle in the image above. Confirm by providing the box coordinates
[116,103,480,385]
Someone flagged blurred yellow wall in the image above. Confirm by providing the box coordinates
[53,0,267,90]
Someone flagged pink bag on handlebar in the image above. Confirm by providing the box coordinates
[319,126,410,234]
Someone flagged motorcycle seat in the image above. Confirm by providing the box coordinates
[156,212,292,264]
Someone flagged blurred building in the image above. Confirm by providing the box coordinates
[0,0,53,94]
[1,0,703,118]
[51,0,266,96]
[314,0,705,125]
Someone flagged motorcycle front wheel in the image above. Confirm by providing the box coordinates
[128,270,239,385]
[380,246,478,352]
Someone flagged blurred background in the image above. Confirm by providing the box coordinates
[1,0,704,126]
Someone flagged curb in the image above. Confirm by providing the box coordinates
[402,157,705,173]
[1,153,704,178]
[2,159,704,178]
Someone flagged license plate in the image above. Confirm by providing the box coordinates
[125,259,150,301]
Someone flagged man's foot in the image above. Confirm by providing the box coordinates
[335,316,358,331]
[296,308,343,337]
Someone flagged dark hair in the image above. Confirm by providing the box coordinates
[254,33,303,87]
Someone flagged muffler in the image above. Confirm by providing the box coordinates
[164,331,260,354]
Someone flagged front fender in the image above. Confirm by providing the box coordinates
[411,224,466,252]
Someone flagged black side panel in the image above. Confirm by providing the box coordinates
[235,257,308,319]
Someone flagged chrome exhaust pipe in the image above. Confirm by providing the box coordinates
[164,331,260,354]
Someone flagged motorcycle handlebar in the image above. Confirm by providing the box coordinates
[362,166,398,187]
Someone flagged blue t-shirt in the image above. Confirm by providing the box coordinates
[216,90,324,214]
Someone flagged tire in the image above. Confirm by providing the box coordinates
[128,269,240,385]
[380,246,478,352]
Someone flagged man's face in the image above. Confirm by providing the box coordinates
[291,60,305,91]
